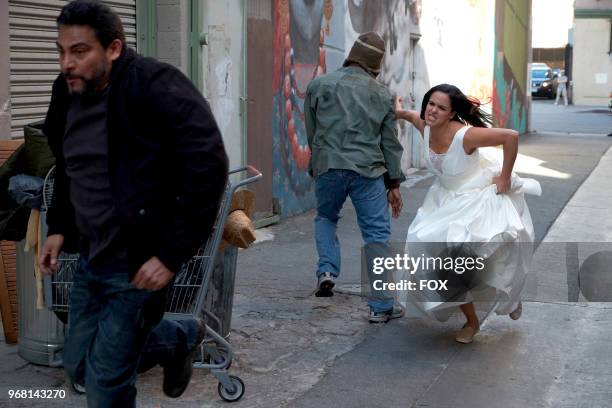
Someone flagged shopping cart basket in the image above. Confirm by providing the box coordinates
[43,165,262,402]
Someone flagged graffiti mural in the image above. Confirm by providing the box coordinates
[272,0,330,216]
[492,0,530,132]
[270,0,525,216]
[272,0,416,217]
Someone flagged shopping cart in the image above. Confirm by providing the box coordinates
[43,165,262,402]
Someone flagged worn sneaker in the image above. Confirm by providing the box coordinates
[163,318,206,398]
[368,304,405,323]
[315,272,335,297]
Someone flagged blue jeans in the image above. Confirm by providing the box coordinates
[314,169,394,312]
[63,257,202,407]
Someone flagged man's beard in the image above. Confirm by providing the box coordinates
[65,62,109,97]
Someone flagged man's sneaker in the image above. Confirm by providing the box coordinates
[315,272,335,297]
[163,318,206,398]
[368,304,405,323]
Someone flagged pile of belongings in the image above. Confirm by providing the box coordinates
[1,121,55,242]
[1,121,55,311]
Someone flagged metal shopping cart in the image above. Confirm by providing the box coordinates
[42,165,262,402]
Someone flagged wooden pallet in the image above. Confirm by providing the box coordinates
[0,140,24,344]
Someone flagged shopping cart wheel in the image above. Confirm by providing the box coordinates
[217,375,244,402]
[71,382,86,394]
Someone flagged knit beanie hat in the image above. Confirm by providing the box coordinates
[343,31,385,77]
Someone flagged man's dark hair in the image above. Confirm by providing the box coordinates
[57,0,125,48]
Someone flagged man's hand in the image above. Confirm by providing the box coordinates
[131,256,174,291]
[39,234,64,275]
[387,187,403,218]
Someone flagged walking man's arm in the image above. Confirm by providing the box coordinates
[379,99,405,217]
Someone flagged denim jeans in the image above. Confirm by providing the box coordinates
[314,169,394,312]
[63,257,202,408]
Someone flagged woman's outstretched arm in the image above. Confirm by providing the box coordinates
[394,96,425,135]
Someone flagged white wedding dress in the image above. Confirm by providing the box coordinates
[399,125,541,321]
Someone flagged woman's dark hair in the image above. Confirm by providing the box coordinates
[420,83,493,128]
[57,0,125,48]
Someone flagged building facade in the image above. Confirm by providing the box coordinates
[571,0,612,106]
[0,0,532,220]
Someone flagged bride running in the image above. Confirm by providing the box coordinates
[395,84,541,344]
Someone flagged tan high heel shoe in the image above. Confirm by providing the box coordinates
[455,322,480,344]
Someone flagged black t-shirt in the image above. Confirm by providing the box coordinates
[63,87,124,262]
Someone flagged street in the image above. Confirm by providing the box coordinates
[1,102,611,407]
[530,98,611,135]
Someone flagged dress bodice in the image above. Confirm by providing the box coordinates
[428,149,446,173]
[424,125,480,189]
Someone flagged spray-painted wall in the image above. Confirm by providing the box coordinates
[492,0,531,132]
[270,0,528,217]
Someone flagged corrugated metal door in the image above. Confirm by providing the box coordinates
[8,0,137,139]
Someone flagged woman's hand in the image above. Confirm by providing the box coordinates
[492,174,512,194]
[394,96,404,115]
[393,96,424,132]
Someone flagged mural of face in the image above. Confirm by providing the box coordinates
[348,0,386,33]
[424,91,455,128]
[272,0,330,215]
[289,0,325,63]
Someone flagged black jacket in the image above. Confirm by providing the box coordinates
[44,47,229,278]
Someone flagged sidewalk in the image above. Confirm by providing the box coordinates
[0,134,611,407]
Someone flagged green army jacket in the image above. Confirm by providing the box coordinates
[304,65,404,185]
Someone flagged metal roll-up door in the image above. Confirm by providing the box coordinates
[8,0,137,139]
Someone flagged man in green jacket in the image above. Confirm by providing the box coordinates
[305,32,405,323]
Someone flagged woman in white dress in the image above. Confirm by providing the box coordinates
[395,84,541,344]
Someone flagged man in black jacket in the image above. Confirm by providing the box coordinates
[38,1,229,406]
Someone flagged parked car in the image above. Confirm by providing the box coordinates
[531,63,556,99]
